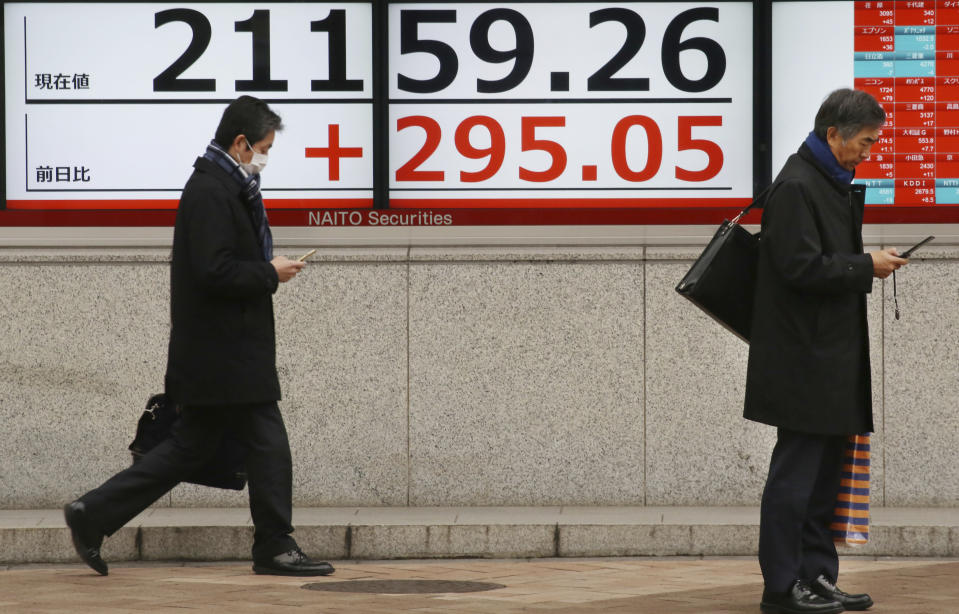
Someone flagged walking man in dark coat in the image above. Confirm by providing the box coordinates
[64,96,334,577]
[745,88,907,613]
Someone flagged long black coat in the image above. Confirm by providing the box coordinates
[744,144,875,436]
[165,157,281,406]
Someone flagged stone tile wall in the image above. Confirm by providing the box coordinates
[0,246,955,508]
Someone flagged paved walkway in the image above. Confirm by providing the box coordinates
[2,557,957,613]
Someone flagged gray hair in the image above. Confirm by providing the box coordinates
[813,88,886,141]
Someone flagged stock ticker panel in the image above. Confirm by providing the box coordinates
[5,1,752,223]
[5,1,755,222]
[4,3,375,212]
[855,0,959,205]
[387,2,753,209]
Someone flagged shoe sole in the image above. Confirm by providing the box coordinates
[760,602,844,614]
[63,504,108,576]
[842,599,874,611]
[252,565,335,577]
[811,590,874,611]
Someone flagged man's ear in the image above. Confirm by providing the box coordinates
[232,134,248,150]
[826,126,842,147]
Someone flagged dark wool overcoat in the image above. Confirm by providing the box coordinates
[744,144,875,436]
[165,156,281,406]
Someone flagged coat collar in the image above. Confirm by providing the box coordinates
[795,143,866,237]
[193,156,246,197]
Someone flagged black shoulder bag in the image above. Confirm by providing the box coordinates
[674,195,766,343]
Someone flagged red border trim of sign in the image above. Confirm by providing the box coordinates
[4,198,372,210]
[389,198,751,209]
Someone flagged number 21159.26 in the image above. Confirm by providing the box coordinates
[396,115,724,183]
[153,9,360,92]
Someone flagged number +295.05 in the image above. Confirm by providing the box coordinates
[395,115,724,184]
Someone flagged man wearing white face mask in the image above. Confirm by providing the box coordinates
[238,136,269,175]
[64,96,333,578]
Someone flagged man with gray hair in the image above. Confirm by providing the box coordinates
[744,88,906,613]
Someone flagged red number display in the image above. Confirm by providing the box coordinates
[519,117,567,182]
[611,115,663,182]
[454,116,506,182]
[395,116,444,181]
[395,114,724,185]
[676,116,724,181]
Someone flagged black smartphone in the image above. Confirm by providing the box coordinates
[898,235,934,259]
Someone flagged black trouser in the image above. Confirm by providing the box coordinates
[79,401,296,562]
[759,428,847,593]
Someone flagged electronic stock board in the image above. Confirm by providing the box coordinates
[4,1,958,230]
[2,1,754,228]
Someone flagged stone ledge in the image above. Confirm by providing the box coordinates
[3,243,957,264]
[0,246,409,263]
[2,507,957,563]
[408,246,647,262]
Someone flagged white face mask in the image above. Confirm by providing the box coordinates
[239,137,268,174]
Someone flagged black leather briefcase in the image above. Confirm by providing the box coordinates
[128,393,248,490]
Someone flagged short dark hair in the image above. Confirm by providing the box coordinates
[813,88,886,141]
[213,96,283,149]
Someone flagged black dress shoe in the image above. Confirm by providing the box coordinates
[761,581,844,614]
[253,548,335,576]
[811,574,874,610]
[63,501,108,576]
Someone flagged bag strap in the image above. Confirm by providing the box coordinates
[731,185,774,225]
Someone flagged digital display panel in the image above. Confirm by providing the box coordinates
[1,2,764,228]
[774,0,959,222]
[387,2,754,209]
[854,0,959,206]
[3,2,374,221]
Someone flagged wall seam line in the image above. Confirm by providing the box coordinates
[881,269,887,507]
[642,250,648,507]
[406,247,412,507]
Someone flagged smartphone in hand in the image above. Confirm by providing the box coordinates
[898,236,934,259]
[297,249,317,262]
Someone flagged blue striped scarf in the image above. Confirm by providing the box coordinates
[202,140,273,261]
[804,131,854,185]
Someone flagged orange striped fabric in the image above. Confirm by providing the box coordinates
[832,434,870,546]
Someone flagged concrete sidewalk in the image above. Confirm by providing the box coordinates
[2,506,959,564]
[2,557,958,613]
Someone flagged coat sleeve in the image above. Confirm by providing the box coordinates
[762,179,874,295]
[182,184,279,299]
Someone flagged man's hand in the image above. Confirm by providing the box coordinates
[271,256,305,282]
[870,247,907,279]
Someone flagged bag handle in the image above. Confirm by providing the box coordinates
[730,185,773,225]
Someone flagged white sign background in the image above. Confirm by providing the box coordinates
[4,3,374,203]
[772,1,854,177]
[4,2,754,211]
[389,2,753,201]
